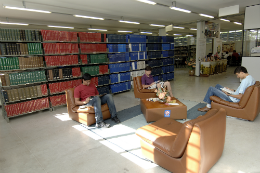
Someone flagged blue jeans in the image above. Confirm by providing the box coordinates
[203,84,233,104]
[85,94,117,124]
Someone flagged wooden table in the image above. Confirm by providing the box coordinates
[140,97,187,122]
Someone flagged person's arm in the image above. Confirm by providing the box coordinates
[225,92,243,100]
[95,87,99,96]
[75,97,90,106]
[142,82,155,89]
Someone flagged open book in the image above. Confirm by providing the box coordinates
[221,87,235,95]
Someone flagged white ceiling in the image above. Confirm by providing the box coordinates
[0,0,259,35]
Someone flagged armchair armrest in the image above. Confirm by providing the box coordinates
[210,96,241,109]
[140,89,156,93]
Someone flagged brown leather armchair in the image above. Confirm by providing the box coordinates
[65,88,111,126]
[133,76,157,99]
[210,81,260,121]
[136,108,226,173]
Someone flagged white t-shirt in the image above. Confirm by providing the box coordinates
[229,75,255,102]
[224,54,229,59]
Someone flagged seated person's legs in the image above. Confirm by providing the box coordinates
[163,81,173,97]
[101,94,120,123]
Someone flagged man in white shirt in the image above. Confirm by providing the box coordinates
[198,66,256,112]
[223,51,229,59]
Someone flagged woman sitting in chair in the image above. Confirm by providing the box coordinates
[141,66,174,97]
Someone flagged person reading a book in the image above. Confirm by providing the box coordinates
[141,66,174,97]
[74,73,120,128]
[198,66,255,112]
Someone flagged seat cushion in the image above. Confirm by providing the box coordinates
[74,104,109,113]
[136,109,219,158]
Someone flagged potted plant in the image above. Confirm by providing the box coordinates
[185,57,196,76]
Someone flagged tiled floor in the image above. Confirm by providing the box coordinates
[0,67,259,173]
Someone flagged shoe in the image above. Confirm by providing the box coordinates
[111,116,121,124]
[198,106,211,112]
[96,121,111,128]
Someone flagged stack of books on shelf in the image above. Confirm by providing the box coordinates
[78,33,106,42]
[41,30,78,42]
[49,94,66,107]
[72,67,81,77]
[0,29,41,41]
[162,36,174,43]
[129,43,146,51]
[147,36,161,43]
[110,81,131,93]
[79,44,107,53]
[162,65,174,73]
[151,67,162,76]
[97,75,110,86]
[107,34,127,42]
[147,51,161,59]
[162,58,174,65]
[2,84,48,103]
[127,35,146,43]
[18,57,44,69]
[80,55,88,64]
[162,50,174,57]
[0,43,43,55]
[110,72,131,84]
[0,71,46,86]
[131,61,145,70]
[99,65,109,74]
[0,57,19,70]
[43,43,79,54]
[97,86,110,95]
[45,55,79,66]
[47,68,76,80]
[107,44,129,52]
[109,62,130,73]
[81,66,100,76]
[89,54,108,63]
[108,53,129,62]
[5,97,49,117]
[147,59,161,67]
[48,79,82,94]
[129,52,147,60]
[147,44,162,51]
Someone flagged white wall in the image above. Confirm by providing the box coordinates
[206,43,212,55]
[242,57,260,81]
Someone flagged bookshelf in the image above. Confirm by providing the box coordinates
[0,29,175,122]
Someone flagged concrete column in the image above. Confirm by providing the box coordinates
[159,28,166,36]
[195,21,206,76]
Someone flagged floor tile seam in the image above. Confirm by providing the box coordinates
[9,123,48,173]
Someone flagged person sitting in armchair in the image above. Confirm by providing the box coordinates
[74,73,120,128]
[141,66,174,97]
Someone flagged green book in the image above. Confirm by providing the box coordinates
[1,57,6,70]
[16,29,20,41]
[0,29,2,41]
[31,71,35,83]
[25,30,28,41]
[5,58,10,70]
[11,29,15,41]
[3,29,8,40]
[21,73,26,84]
[27,43,31,54]
[17,73,21,85]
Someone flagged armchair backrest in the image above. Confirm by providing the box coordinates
[133,76,143,91]
[65,88,78,119]
[239,81,260,108]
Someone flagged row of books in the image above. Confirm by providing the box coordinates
[162,36,175,43]
[162,43,175,50]
[109,62,131,73]
[162,65,175,73]
[147,59,162,67]
[88,54,108,64]
[45,55,79,67]
[162,73,174,81]
[147,36,163,43]
[110,81,131,93]
[131,61,146,70]
[41,30,78,42]
[151,67,163,76]
[110,72,131,84]
[162,58,174,65]
[107,44,129,52]
[147,51,162,59]
[162,50,174,57]
[91,76,110,86]
[147,44,163,51]
[43,43,79,54]
[97,86,110,95]
[127,35,146,43]
[79,44,107,53]
[81,66,100,76]
[107,34,128,43]
[78,33,106,42]
[0,71,46,86]
[0,57,19,70]
[130,52,147,60]
[0,29,41,41]
[131,70,145,78]
[49,94,66,107]
[108,53,130,62]
[48,79,82,94]
[0,56,44,70]
[2,84,48,103]
[0,43,43,55]
[5,98,49,117]
[47,67,81,81]
[129,43,147,52]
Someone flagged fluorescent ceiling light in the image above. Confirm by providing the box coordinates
[0,22,28,25]
[236,30,242,32]
[220,18,230,22]
[150,24,165,27]
[119,20,140,24]
[190,28,197,30]
[48,25,74,29]
[174,34,181,35]
[173,26,184,29]
[186,35,193,37]
[74,15,104,20]
[199,13,214,18]
[170,7,191,13]
[234,22,242,25]
[136,0,156,5]
[229,31,236,33]
[140,32,152,34]
[4,6,51,13]
[118,30,132,32]
[88,28,107,31]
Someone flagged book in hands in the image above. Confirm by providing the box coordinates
[221,87,235,95]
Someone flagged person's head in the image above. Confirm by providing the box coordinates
[145,66,152,76]
[82,73,92,86]
[226,51,228,54]
[233,50,236,53]
[234,66,248,79]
